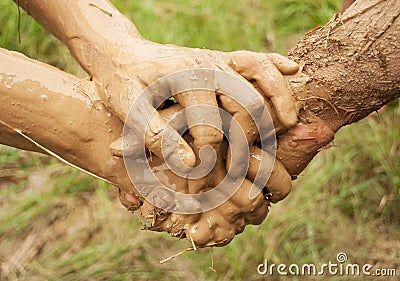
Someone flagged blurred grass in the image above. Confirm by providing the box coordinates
[0,0,399,280]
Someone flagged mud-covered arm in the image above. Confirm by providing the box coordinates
[14,0,142,78]
[0,48,135,192]
[14,0,299,129]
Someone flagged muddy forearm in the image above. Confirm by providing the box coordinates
[0,48,136,193]
[14,0,142,77]
[278,0,400,175]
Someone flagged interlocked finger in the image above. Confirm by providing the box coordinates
[229,50,299,129]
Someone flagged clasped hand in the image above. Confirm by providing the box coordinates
[103,39,300,245]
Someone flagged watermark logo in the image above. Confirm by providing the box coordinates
[336,252,348,263]
[122,69,276,214]
[257,252,397,277]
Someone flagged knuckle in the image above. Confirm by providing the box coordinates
[194,126,223,146]
[247,94,265,114]
[146,127,163,154]
[268,166,292,203]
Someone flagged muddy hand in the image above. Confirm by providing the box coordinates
[127,105,293,247]
[110,50,299,160]
[111,48,299,211]
[106,42,300,175]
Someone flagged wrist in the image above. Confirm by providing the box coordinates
[67,35,145,78]
[63,2,144,77]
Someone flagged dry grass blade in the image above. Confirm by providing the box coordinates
[159,248,194,264]
[0,120,113,185]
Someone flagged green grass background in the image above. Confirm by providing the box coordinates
[0,0,399,280]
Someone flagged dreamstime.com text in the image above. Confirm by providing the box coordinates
[257,252,397,277]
